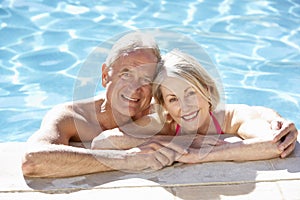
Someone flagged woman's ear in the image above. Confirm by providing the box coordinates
[102,64,108,87]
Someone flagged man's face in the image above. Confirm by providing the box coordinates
[103,49,158,120]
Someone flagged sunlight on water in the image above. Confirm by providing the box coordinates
[0,0,299,142]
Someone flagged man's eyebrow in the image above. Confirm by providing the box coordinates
[119,67,131,72]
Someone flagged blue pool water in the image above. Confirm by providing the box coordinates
[0,0,299,142]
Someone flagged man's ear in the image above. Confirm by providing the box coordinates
[102,64,108,87]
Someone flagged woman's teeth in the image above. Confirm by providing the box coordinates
[182,111,198,120]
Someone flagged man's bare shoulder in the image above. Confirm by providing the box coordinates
[70,93,106,106]
[69,93,106,118]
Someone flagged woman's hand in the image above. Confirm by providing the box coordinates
[271,119,298,158]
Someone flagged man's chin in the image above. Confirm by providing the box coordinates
[113,107,139,118]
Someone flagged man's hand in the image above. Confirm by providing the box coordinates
[122,142,184,172]
[271,119,298,158]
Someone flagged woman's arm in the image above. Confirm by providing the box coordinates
[91,114,165,150]
[177,137,282,163]
[224,104,298,158]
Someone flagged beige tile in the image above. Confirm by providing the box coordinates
[173,182,283,200]
[1,142,300,200]
[276,180,300,200]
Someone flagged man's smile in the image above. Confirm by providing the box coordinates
[121,94,139,102]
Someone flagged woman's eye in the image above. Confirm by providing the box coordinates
[169,97,178,103]
[186,90,196,97]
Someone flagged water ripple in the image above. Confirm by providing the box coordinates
[15,48,76,72]
[0,0,299,141]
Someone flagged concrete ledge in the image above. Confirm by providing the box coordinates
[1,139,299,199]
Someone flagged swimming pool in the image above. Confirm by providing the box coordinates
[0,0,299,142]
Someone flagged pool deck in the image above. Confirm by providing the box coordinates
[1,139,300,200]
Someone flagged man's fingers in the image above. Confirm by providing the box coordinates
[139,142,177,169]
[155,147,177,166]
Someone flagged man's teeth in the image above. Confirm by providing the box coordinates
[122,95,138,102]
[182,111,198,120]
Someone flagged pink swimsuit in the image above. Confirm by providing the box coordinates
[175,111,224,136]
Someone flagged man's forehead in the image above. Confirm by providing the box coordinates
[119,49,158,63]
[121,63,157,77]
[114,51,158,72]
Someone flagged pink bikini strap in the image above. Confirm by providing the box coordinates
[175,124,181,136]
[209,111,224,134]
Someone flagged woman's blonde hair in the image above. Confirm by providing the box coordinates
[153,49,220,122]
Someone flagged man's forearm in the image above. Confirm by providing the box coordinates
[22,144,128,178]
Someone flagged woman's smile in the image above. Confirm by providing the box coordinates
[181,110,199,121]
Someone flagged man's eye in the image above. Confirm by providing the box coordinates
[120,72,133,80]
[140,78,152,85]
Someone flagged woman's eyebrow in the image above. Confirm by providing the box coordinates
[184,86,193,93]
[165,93,176,98]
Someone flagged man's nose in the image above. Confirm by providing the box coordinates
[128,78,142,91]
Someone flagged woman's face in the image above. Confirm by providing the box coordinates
[160,77,211,133]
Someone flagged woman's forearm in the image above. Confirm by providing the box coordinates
[178,138,282,163]
[209,138,282,161]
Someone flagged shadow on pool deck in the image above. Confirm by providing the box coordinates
[1,139,300,200]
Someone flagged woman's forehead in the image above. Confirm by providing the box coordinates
[161,77,192,93]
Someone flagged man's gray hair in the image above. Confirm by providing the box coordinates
[105,31,161,67]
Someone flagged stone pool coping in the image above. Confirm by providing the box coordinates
[1,139,299,200]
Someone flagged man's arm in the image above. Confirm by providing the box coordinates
[22,101,107,177]
[22,141,182,178]
[22,101,184,178]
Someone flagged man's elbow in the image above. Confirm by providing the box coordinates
[21,152,44,177]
